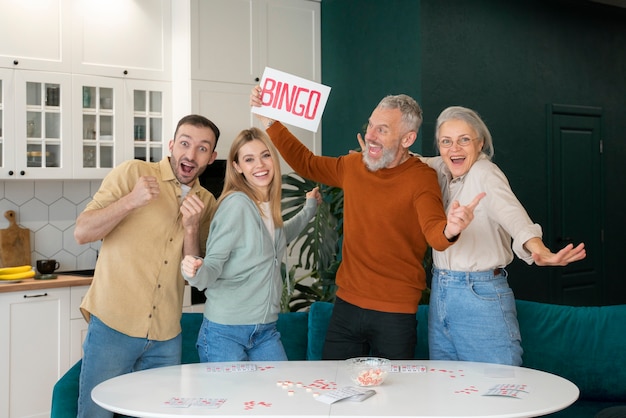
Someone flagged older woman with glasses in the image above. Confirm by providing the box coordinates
[423,106,586,366]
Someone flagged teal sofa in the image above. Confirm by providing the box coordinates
[51,301,626,418]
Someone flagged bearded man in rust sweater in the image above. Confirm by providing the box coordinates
[251,89,484,359]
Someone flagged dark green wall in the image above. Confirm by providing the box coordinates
[321,0,626,305]
[320,0,422,155]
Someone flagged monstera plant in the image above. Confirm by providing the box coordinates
[279,171,432,312]
[280,173,343,312]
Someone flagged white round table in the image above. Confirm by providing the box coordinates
[92,360,579,417]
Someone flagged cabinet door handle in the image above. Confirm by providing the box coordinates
[24,293,48,298]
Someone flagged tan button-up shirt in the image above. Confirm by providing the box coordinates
[80,158,216,340]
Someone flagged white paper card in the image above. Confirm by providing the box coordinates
[315,386,376,404]
[252,67,331,133]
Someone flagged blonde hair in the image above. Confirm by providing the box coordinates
[217,127,284,227]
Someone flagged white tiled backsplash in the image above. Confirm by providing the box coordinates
[0,179,102,270]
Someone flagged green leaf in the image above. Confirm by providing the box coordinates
[280,172,343,311]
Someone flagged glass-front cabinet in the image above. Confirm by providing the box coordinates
[72,76,124,178]
[0,70,71,179]
[73,76,170,179]
[1,73,170,180]
[131,86,165,163]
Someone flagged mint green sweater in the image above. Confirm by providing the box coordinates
[183,192,316,325]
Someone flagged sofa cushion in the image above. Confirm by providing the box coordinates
[277,311,309,360]
[415,304,430,359]
[307,301,333,360]
[50,359,82,418]
[516,300,626,401]
[180,313,203,364]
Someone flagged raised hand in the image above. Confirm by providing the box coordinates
[527,239,586,266]
[181,255,204,278]
[356,133,366,152]
[128,176,160,209]
[306,186,322,205]
[445,192,486,239]
[249,86,275,128]
[180,194,206,231]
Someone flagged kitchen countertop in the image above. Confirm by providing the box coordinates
[0,274,92,293]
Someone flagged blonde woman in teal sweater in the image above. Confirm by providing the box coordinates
[181,127,320,362]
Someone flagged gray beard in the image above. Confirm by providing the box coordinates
[362,146,394,172]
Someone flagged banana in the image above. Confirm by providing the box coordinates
[0,265,33,275]
[0,269,35,280]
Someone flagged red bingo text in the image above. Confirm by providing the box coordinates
[260,78,321,120]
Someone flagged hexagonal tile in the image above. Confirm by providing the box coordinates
[76,248,98,270]
[63,180,92,204]
[5,180,35,205]
[90,179,103,195]
[1,179,103,272]
[50,198,77,230]
[49,249,73,272]
[34,224,63,256]
[34,181,64,205]
[63,227,84,256]
[18,198,49,231]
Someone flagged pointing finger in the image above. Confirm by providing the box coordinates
[466,192,486,211]
[356,133,366,151]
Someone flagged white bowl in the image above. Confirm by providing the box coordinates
[345,357,390,386]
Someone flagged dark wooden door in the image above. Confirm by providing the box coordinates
[548,105,604,306]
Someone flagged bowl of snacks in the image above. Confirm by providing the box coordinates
[345,357,390,387]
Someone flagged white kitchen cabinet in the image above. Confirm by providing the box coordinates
[71,75,125,179]
[190,0,261,85]
[124,79,172,164]
[0,70,73,179]
[0,287,71,418]
[70,76,171,179]
[0,69,15,171]
[0,0,71,72]
[191,0,320,85]
[188,0,322,172]
[71,0,172,81]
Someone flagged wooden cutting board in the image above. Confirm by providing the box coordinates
[0,210,31,268]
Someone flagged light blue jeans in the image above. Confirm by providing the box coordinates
[197,318,287,362]
[428,268,523,366]
[77,315,182,418]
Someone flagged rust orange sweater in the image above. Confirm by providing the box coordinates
[268,122,453,314]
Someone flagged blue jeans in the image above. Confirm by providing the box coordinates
[428,268,523,366]
[77,315,182,418]
[197,318,287,362]
[322,297,417,360]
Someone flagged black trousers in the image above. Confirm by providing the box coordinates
[322,297,417,360]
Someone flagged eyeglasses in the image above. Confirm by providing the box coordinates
[438,137,478,148]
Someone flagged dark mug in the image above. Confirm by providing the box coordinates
[37,259,60,275]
